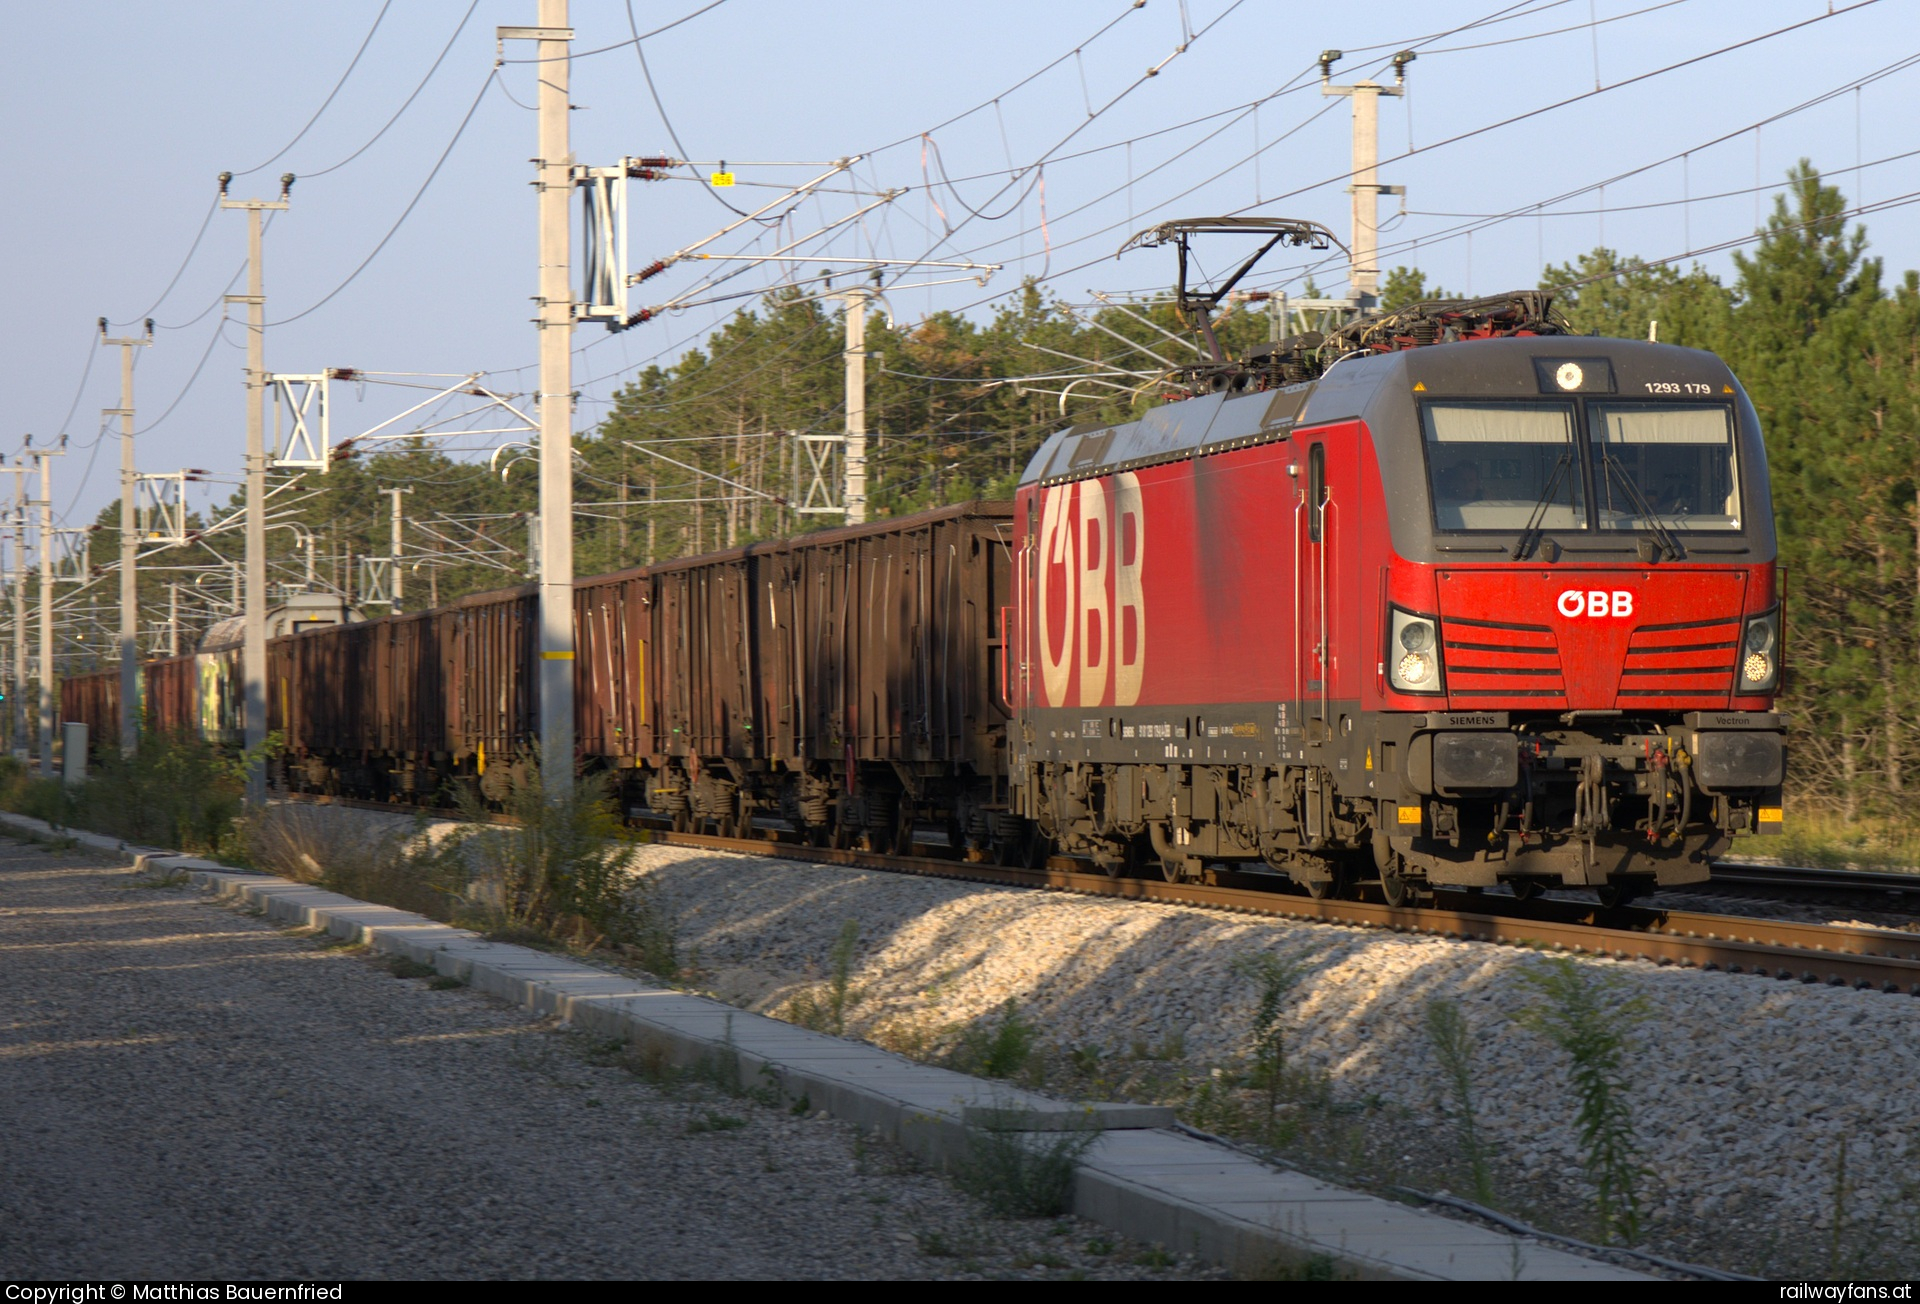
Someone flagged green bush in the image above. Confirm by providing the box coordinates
[951,1000,1039,1079]
[453,759,677,973]
[0,731,247,855]
[953,1106,1099,1218]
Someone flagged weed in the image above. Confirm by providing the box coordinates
[1068,1044,1104,1077]
[1133,1246,1174,1269]
[427,975,465,991]
[1084,1238,1114,1257]
[452,762,676,969]
[311,933,362,951]
[916,1229,960,1258]
[788,1093,812,1116]
[1233,952,1302,1122]
[384,957,438,980]
[685,1111,747,1134]
[785,919,862,1035]
[952,1000,1038,1079]
[245,805,468,923]
[1515,956,1650,1244]
[952,1104,1099,1218]
[1279,1252,1340,1281]
[1425,996,1496,1207]
[1828,1136,1854,1278]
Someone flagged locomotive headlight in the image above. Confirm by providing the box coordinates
[1738,608,1780,693]
[1388,606,1445,695]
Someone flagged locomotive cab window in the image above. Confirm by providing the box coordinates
[1422,401,1583,532]
[1308,443,1326,541]
[1588,403,1741,531]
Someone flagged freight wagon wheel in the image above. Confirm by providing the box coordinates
[1507,878,1544,902]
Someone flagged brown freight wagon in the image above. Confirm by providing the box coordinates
[272,501,1014,852]
[272,584,537,800]
[61,657,206,751]
[58,667,118,756]
[144,655,198,737]
[635,500,1014,852]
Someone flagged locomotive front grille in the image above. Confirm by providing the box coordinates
[1441,616,1567,701]
[1616,617,1741,701]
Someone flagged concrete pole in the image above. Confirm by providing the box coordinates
[1348,82,1382,303]
[168,583,179,658]
[4,472,28,760]
[34,452,54,778]
[103,321,151,752]
[532,0,575,793]
[383,486,411,606]
[1322,54,1409,306]
[221,177,290,805]
[844,287,867,524]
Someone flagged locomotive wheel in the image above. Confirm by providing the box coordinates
[1379,857,1414,908]
[1595,881,1644,909]
[1095,836,1140,880]
[1158,853,1202,885]
[1021,829,1052,869]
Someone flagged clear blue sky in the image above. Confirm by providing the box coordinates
[3,0,1913,534]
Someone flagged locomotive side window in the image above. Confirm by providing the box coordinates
[1308,444,1326,542]
[1422,402,1583,532]
[1589,403,1741,531]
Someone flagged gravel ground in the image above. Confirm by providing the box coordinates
[607,840,1920,1279]
[0,836,1220,1281]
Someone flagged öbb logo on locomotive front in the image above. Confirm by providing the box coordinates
[1556,589,1636,618]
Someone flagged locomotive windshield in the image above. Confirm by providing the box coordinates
[1590,403,1741,531]
[1423,402,1584,531]
[1423,399,1742,535]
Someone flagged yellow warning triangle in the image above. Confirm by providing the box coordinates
[1723,384,1734,393]
[1365,747,1374,770]
[1412,381,1427,392]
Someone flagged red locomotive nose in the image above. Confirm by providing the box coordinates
[1434,568,1749,710]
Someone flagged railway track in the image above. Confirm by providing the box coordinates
[1675,860,1920,913]
[278,792,1920,997]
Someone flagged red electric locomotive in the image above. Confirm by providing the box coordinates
[1008,219,1784,904]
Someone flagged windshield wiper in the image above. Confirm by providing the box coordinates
[1512,450,1573,561]
[1598,451,1682,560]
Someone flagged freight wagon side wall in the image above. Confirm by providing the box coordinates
[768,504,1011,773]
[652,559,755,762]
[143,656,197,737]
[452,590,535,767]
[59,669,119,752]
[575,571,652,764]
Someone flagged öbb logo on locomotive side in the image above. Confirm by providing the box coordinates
[1037,474,1146,708]
[1557,589,1636,618]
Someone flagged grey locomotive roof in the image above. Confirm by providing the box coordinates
[1020,335,1743,488]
